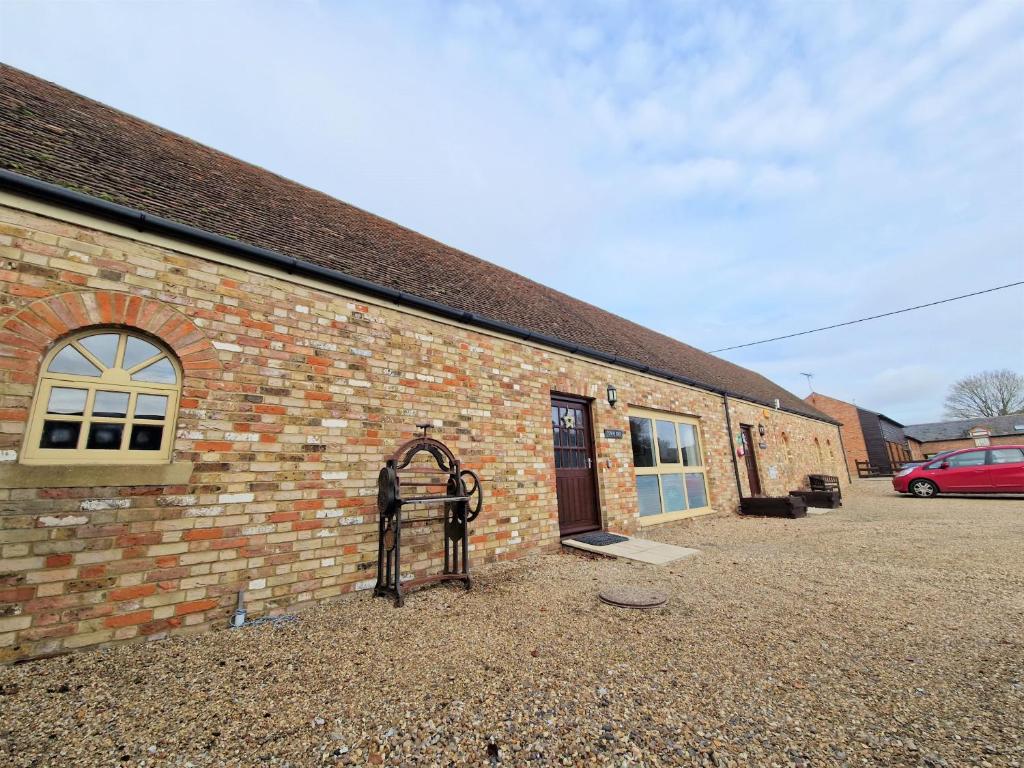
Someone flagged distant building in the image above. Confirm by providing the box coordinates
[804,393,911,475]
[904,414,1024,459]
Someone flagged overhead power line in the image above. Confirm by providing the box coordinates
[709,280,1024,353]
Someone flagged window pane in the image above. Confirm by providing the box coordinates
[123,336,161,369]
[92,390,129,418]
[636,475,662,516]
[79,333,119,368]
[130,424,164,451]
[47,387,87,415]
[629,417,655,467]
[685,473,708,508]
[135,394,168,420]
[662,474,687,512]
[131,357,176,384]
[40,420,81,449]
[947,451,986,467]
[989,448,1024,464]
[86,423,124,450]
[656,420,680,464]
[679,424,701,466]
[48,346,101,377]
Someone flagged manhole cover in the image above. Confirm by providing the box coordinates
[598,587,668,609]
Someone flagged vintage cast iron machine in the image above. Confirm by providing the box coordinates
[375,424,483,606]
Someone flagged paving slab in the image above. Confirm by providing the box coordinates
[562,534,700,564]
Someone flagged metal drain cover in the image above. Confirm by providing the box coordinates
[598,587,668,609]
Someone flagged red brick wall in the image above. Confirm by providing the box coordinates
[804,393,866,475]
[0,200,845,659]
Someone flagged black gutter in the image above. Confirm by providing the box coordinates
[0,168,839,426]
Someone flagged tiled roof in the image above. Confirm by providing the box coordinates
[0,64,831,421]
[903,414,1024,442]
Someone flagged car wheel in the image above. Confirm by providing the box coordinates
[909,479,938,498]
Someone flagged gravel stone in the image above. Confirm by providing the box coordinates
[0,480,1021,766]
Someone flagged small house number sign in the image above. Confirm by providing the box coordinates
[603,428,625,439]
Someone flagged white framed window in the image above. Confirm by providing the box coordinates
[22,330,181,465]
[628,408,711,523]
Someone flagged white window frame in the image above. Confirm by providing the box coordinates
[628,407,713,526]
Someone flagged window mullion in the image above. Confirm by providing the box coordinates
[121,390,137,451]
[114,332,128,369]
[124,353,166,376]
[78,388,97,450]
[71,340,107,373]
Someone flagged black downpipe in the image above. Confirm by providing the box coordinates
[834,424,853,483]
[722,395,744,508]
[0,168,839,426]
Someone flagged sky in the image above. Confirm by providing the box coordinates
[2,0,1022,423]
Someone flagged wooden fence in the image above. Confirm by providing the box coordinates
[856,460,915,479]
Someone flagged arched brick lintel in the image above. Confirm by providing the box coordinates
[0,290,221,377]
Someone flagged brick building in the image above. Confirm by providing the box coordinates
[0,66,844,660]
[805,392,910,476]
[905,414,1024,459]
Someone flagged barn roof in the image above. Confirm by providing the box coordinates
[0,64,832,422]
[903,414,1024,443]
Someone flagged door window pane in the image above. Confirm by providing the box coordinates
[685,473,708,508]
[79,333,119,367]
[40,420,81,449]
[989,448,1024,464]
[947,451,986,467]
[135,394,168,419]
[86,423,124,450]
[656,420,679,464]
[679,424,700,466]
[662,474,687,512]
[48,346,101,377]
[93,391,129,418]
[629,417,655,467]
[47,387,87,415]
[131,357,176,384]
[129,424,163,451]
[636,476,662,516]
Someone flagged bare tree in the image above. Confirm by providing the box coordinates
[943,369,1024,418]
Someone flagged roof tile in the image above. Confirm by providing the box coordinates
[0,64,829,421]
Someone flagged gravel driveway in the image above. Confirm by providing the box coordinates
[1,481,1021,767]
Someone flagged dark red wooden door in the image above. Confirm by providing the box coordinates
[741,425,762,496]
[551,396,600,536]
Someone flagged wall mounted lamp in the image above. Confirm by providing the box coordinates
[607,385,618,407]
[757,423,766,436]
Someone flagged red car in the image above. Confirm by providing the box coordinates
[893,445,1024,497]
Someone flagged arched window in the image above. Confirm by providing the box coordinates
[22,330,180,464]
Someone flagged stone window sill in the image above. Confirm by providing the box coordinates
[0,462,193,489]
[637,507,717,527]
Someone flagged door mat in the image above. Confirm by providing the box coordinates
[568,531,629,547]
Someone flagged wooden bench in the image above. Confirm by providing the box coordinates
[808,474,841,496]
